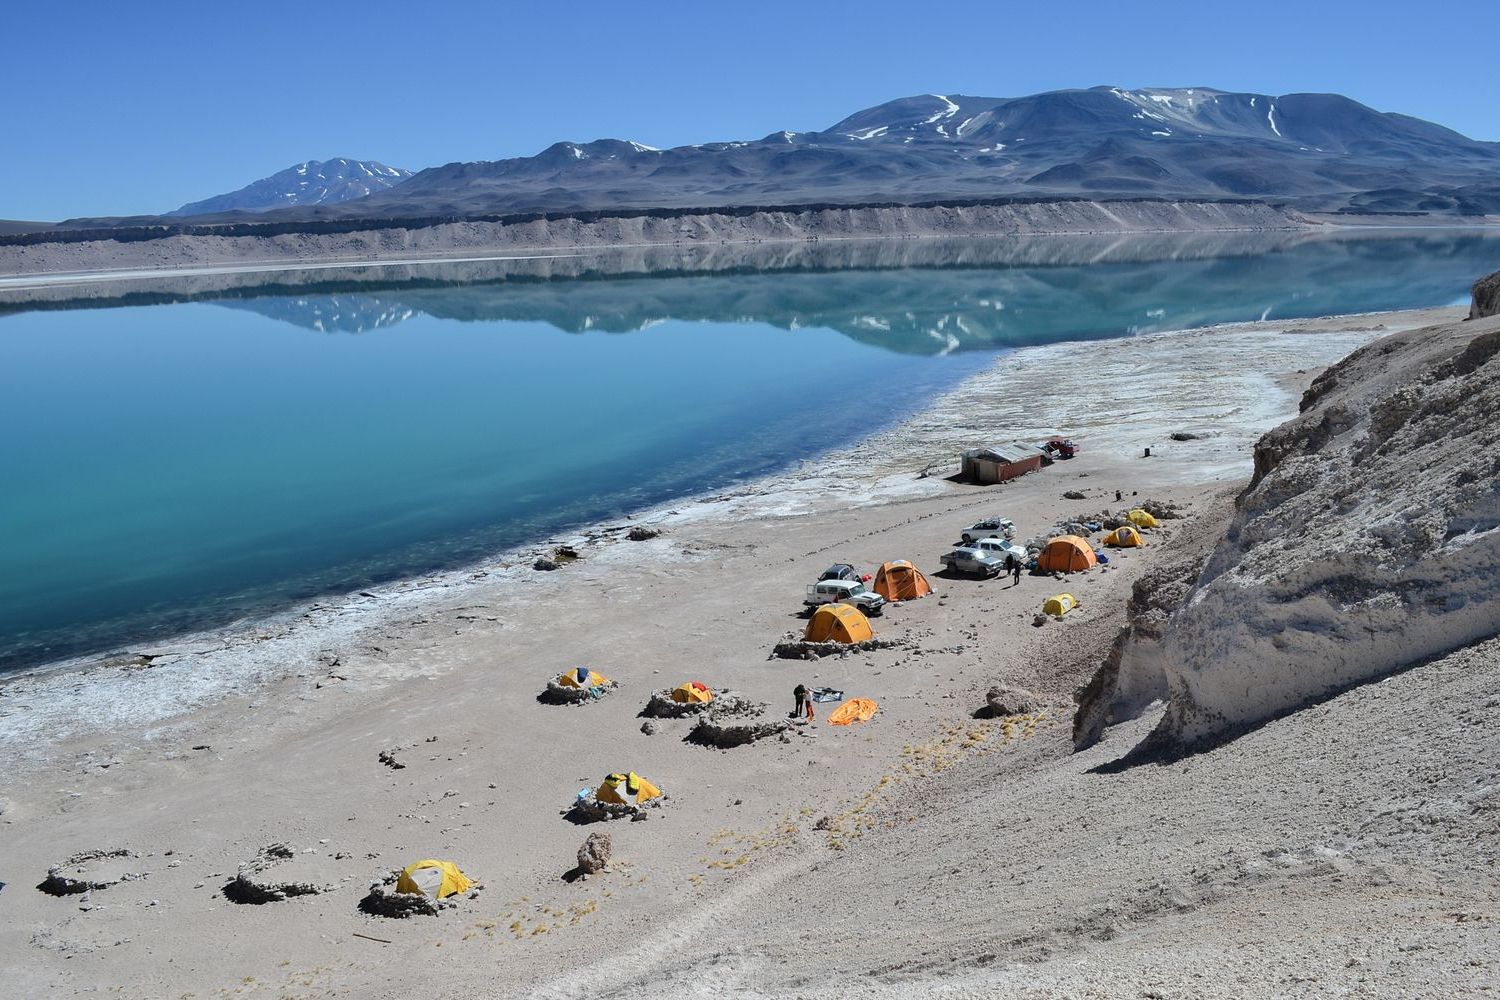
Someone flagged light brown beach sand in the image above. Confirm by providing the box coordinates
[1,305,1487,999]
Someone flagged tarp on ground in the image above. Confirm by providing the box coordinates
[804,604,874,644]
[396,860,473,899]
[1037,536,1098,573]
[827,698,879,726]
[872,560,934,601]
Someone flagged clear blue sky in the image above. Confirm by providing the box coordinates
[4,0,1495,221]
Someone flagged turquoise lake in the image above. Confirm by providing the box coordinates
[1,230,1496,670]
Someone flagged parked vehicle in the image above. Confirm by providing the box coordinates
[818,563,862,583]
[804,578,887,616]
[971,536,1027,564]
[939,547,1006,577]
[959,517,1015,544]
[1045,438,1079,459]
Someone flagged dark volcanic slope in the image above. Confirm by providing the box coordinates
[226,88,1500,222]
[170,158,412,216]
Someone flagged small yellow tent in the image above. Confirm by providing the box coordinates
[872,560,934,601]
[557,667,610,689]
[1104,525,1146,547]
[671,681,713,704]
[1037,536,1098,573]
[1043,594,1079,618]
[597,771,663,806]
[804,604,874,644]
[827,698,879,726]
[1126,509,1158,529]
[396,860,473,899]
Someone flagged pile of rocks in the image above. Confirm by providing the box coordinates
[640,688,761,719]
[686,713,791,748]
[37,849,147,896]
[225,843,338,905]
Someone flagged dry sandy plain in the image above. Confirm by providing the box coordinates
[2,305,1493,999]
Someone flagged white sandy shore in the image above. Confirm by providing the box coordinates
[0,303,1473,999]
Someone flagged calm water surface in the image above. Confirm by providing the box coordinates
[1,230,1495,670]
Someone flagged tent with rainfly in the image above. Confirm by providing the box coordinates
[1126,508,1158,529]
[804,604,874,644]
[1103,524,1146,547]
[557,667,611,689]
[871,560,934,601]
[1037,535,1098,573]
[596,771,663,807]
[395,860,473,899]
[1043,593,1079,618]
[671,681,713,704]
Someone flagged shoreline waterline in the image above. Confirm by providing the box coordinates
[0,303,1462,760]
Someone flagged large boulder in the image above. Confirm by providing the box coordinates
[1471,268,1500,320]
[576,832,611,875]
[1149,316,1500,747]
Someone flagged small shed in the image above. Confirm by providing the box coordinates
[960,445,1044,484]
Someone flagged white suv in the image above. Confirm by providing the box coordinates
[960,517,1015,544]
[804,579,887,616]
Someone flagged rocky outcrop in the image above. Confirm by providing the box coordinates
[1149,315,1500,747]
[982,685,1043,718]
[1472,268,1500,320]
[1073,552,1210,750]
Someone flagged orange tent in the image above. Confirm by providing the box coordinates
[1037,535,1098,573]
[804,604,874,644]
[671,681,713,704]
[871,560,934,601]
[827,698,878,726]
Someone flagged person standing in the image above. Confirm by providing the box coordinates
[1011,557,1023,586]
[790,683,815,722]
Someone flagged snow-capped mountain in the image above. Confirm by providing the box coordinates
[165,89,1500,221]
[170,159,412,216]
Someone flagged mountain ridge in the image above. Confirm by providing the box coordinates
[170,158,412,215]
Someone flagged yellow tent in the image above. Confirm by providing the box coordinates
[671,681,714,704]
[804,604,874,644]
[1104,525,1146,547]
[597,771,663,806]
[396,860,473,899]
[1037,536,1098,573]
[827,698,879,726]
[872,560,934,601]
[1126,509,1158,529]
[1043,593,1079,618]
[557,667,610,689]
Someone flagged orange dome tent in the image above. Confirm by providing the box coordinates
[804,604,874,644]
[671,681,714,704]
[872,560,934,601]
[1037,535,1098,573]
[827,698,879,726]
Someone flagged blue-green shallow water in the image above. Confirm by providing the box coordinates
[1,230,1496,670]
